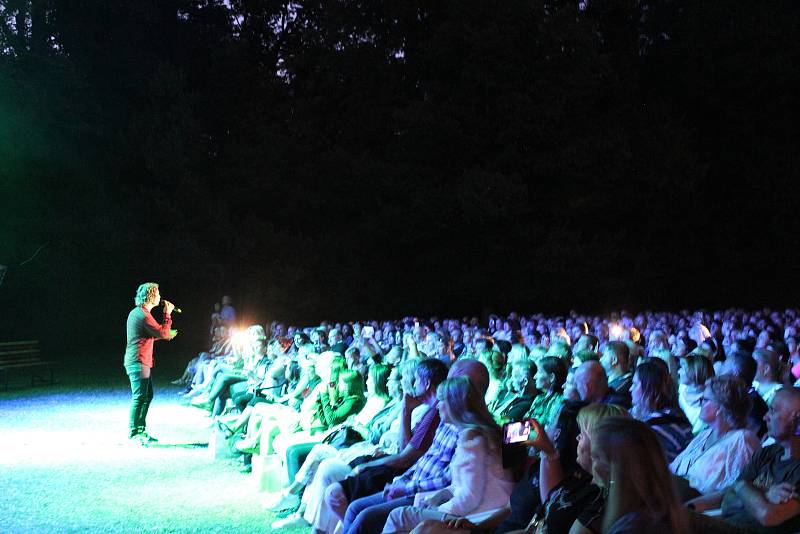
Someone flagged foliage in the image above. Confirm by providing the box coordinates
[0,0,798,345]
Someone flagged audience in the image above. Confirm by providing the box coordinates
[381,375,515,533]
[592,417,689,533]
[753,348,783,406]
[170,306,800,533]
[601,341,633,397]
[672,376,761,508]
[721,387,800,532]
[631,359,694,462]
[678,354,716,434]
[525,356,568,431]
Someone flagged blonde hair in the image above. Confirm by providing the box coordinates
[576,403,629,440]
[437,376,501,451]
[595,417,688,533]
[134,282,159,306]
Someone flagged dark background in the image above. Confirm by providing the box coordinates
[1,0,799,360]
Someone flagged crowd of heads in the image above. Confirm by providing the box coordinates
[182,305,800,533]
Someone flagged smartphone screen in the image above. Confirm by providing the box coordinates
[503,420,533,444]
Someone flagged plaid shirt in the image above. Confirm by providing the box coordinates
[393,422,459,495]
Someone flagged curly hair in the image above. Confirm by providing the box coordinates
[134,282,159,306]
[706,375,752,429]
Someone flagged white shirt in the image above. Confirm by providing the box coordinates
[670,427,761,494]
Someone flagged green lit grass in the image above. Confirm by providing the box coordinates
[0,357,309,533]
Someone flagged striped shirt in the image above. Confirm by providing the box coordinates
[641,408,694,463]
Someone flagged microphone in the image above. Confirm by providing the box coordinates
[164,300,182,314]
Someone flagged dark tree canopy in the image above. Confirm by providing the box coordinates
[1,0,798,349]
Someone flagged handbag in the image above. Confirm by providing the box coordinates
[322,425,365,450]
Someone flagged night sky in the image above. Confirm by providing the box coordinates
[1,1,799,357]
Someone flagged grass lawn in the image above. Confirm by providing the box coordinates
[0,352,309,533]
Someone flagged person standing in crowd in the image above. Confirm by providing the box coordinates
[220,295,236,326]
[123,282,177,444]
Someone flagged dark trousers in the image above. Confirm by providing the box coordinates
[128,370,154,438]
[342,492,414,534]
[497,462,540,532]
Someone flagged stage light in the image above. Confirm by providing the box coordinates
[610,324,623,340]
[231,328,249,348]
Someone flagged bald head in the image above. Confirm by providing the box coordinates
[768,387,800,442]
[449,358,490,396]
[574,361,609,402]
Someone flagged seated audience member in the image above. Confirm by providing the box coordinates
[212,340,289,430]
[492,359,537,425]
[524,356,568,432]
[650,347,679,381]
[720,387,800,533]
[312,327,331,354]
[573,333,599,354]
[380,375,515,533]
[234,350,326,455]
[678,354,715,434]
[505,403,630,534]
[672,334,697,360]
[591,417,689,533]
[572,350,600,369]
[508,332,530,364]
[265,364,393,526]
[345,347,366,377]
[483,345,507,407]
[320,359,451,530]
[191,325,269,415]
[718,349,769,437]
[496,361,624,533]
[601,341,633,397]
[671,376,761,508]
[545,340,571,361]
[630,360,694,462]
[333,359,489,534]
[299,363,431,533]
[271,366,367,460]
[573,361,628,406]
[753,348,783,406]
[329,328,349,356]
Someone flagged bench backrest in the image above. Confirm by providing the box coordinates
[0,340,41,362]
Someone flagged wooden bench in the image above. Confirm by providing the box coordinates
[0,340,54,390]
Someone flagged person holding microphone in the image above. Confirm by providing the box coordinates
[124,282,177,444]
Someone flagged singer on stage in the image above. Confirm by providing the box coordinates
[123,282,177,444]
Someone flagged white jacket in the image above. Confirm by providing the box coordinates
[437,428,515,519]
